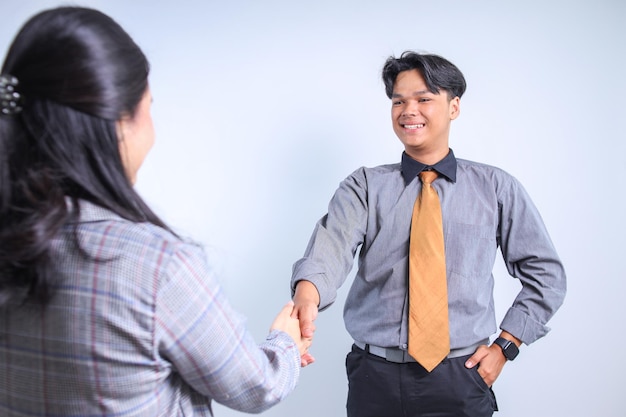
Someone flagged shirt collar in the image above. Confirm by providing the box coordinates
[65,198,124,224]
[401,148,457,185]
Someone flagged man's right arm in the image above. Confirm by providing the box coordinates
[290,168,369,366]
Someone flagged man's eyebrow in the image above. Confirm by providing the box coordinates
[391,90,431,98]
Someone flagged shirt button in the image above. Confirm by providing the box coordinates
[402,343,408,349]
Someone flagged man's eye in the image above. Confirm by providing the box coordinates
[418,98,431,103]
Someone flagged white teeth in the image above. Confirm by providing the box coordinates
[404,124,424,129]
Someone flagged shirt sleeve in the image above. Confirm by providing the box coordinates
[497,176,567,344]
[291,168,369,310]
[155,240,301,413]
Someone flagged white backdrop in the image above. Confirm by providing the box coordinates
[2,1,625,416]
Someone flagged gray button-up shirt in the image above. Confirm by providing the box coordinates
[291,150,566,350]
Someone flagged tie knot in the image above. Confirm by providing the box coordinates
[419,170,438,184]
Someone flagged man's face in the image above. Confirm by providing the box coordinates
[390,69,459,163]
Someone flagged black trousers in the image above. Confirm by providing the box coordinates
[346,344,498,417]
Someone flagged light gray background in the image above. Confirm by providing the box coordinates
[2,1,624,416]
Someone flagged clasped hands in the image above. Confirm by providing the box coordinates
[270,299,316,367]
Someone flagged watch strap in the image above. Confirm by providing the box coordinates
[493,337,519,361]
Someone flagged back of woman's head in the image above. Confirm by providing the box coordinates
[0,7,167,307]
[3,7,148,119]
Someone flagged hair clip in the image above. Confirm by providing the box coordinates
[0,74,23,115]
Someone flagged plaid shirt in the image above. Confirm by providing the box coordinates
[0,201,300,416]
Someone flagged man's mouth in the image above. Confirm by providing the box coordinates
[402,123,425,129]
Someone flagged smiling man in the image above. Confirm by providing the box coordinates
[291,51,567,416]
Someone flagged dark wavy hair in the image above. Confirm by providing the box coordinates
[381,51,467,100]
[0,7,171,306]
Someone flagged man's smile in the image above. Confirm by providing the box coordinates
[401,123,425,129]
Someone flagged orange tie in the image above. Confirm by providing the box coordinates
[408,170,450,372]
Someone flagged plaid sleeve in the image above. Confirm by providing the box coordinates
[154,241,301,413]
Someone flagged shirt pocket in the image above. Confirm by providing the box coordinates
[444,221,497,278]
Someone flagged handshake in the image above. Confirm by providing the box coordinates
[270,280,319,367]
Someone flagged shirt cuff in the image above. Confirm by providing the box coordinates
[500,306,551,345]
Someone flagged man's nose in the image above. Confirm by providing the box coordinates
[401,102,418,117]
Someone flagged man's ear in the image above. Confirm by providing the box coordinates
[449,96,460,120]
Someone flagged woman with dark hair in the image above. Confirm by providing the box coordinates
[0,7,309,416]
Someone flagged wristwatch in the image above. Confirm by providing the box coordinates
[493,337,519,361]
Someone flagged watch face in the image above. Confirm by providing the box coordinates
[504,344,519,360]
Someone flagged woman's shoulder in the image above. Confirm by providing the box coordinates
[73,200,202,260]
